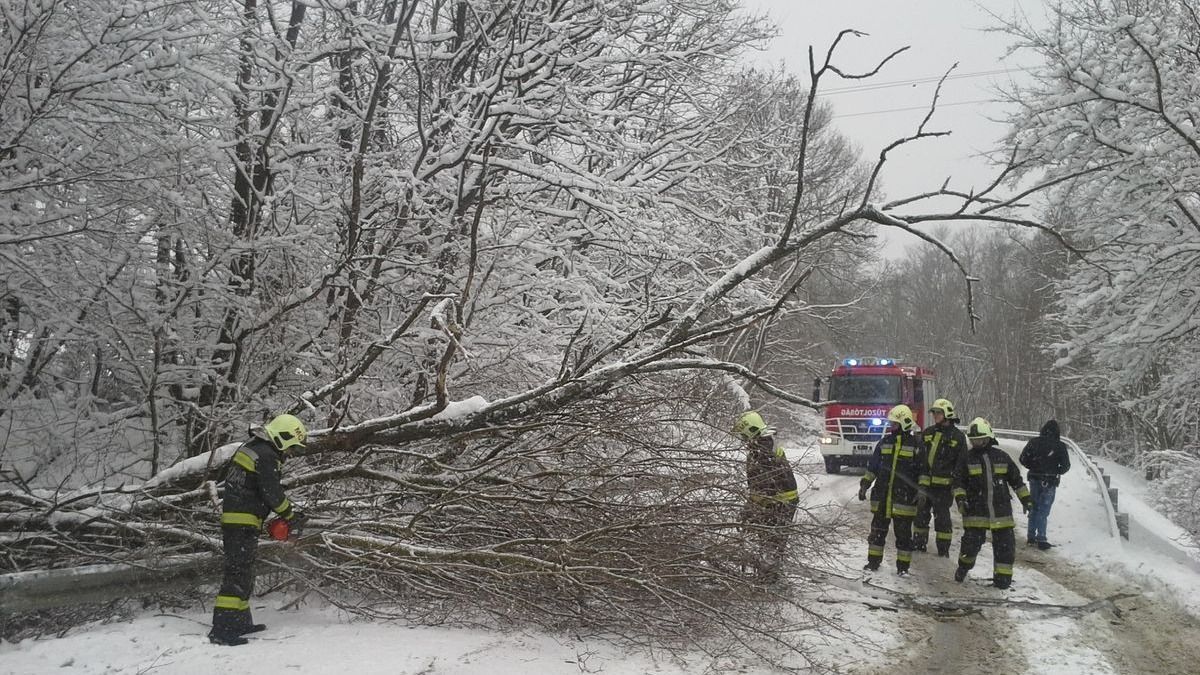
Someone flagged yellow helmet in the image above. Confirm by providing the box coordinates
[733,411,767,440]
[887,404,915,432]
[966,417,994,440]
[264,413,308,452]
[930,398,958,422]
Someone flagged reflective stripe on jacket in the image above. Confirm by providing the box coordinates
[747,435,799,505]
[861,431,926,519]
[221,436,293,527]
[919,422,966,487]
[952,439,1030,529]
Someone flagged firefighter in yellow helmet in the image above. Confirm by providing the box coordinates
[209,414,307,646]
[914,398,967,557]
[952,417,1033,589]
[734,411,799,581]
[858,404,927,575]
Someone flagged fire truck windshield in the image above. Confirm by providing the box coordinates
[829,375,901,404]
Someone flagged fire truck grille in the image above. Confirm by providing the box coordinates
[827,418,888,443]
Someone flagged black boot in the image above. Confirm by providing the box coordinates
[863,561,880,572]
[239,623,267,635]
[1037,541,1054,551]
[992,577,1012,590]
[896,564,910,577]
[208,630,249,646]
[954,566,968,583]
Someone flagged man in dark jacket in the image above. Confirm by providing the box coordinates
[209,414,307,646]
[858,404,926,575]
[915,398,967,557]
[1020,419,1071,550]
[735,411,799,580]
[952,417,1033,590]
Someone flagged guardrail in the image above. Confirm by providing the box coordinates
[995,428,1123,540]
[0,554,221,615]
[1,543,297,615]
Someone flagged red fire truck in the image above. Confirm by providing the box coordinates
[817,357,937,474]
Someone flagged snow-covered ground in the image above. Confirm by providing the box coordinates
[7,432,1200,674]
[0,605,698,675]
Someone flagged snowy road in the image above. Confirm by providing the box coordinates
[786,438,1200,674]
[5,437,1200,674]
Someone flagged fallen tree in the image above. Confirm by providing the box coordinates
[1,2,1080,668]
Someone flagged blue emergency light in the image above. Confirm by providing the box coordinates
[871,417,884,426]
[842,357,896,367]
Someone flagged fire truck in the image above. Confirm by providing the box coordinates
[817,357,937,474]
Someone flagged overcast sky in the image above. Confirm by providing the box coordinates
[739,0,1045,253]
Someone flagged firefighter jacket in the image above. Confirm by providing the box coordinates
[221,435,295,528]
[1020,419,1071,487]
[746,434,799,505]
[952,438,1032,529]
[919,421,967,489]
[861,430,926,518]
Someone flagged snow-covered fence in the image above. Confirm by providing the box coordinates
[995,428,1123,540]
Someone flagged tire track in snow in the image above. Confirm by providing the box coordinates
[1018,547,1200,674]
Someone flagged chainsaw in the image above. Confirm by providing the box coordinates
[265,513,309,541]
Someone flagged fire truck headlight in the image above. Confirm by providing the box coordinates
[819,436,835,445]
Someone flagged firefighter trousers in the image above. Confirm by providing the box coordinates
[867,512,913,572]
[958,526,1015,586]
[914,486,954,555]
[742,499,798,576]
[211,525,259,638]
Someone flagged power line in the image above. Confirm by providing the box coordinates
[818,67,1030,97]
[831,99,994,119]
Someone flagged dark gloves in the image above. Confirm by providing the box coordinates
[955,496,966,514]
[287,508,306,538]
[857,486,868,502]
[1022,500,1032,514]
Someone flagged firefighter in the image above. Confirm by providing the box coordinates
[208,414,307,646]
[734,411,799,580]
[858,404,926,575]
[914,398,967,557]
[952,417,1033,590]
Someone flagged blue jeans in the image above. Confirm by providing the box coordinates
[1027,479,1057,543]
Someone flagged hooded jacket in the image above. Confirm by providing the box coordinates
[1019,420,1071,487]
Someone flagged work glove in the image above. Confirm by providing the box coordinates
[955,497,966,515]
[1021,500,1032,514]
[857,486,868,502]
[288,508,307,537]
